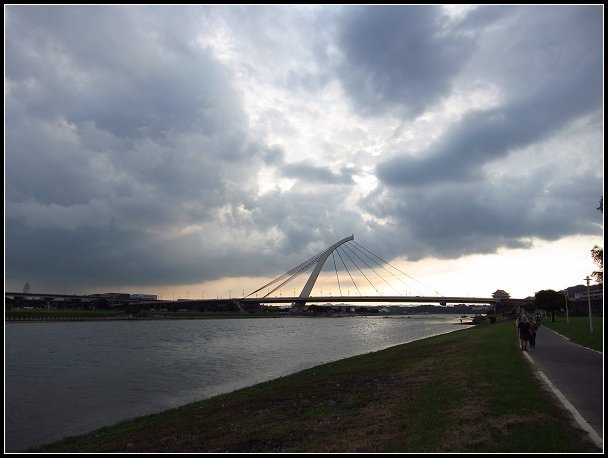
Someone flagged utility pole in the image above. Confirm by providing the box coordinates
[584,276,593,333]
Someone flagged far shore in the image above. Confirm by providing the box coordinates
[5,310,479,322]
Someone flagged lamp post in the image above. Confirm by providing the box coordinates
[584,276,593,333]
[563,290,569,325]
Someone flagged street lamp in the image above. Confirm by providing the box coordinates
[563,290,569,325]
[584,276,593,333]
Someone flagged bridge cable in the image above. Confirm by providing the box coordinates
[344,243,382,296]
[337,246,381,296]
[349,241,419,294]
[261,261,317,298]
[243,249,327,298]
[347,241,405,286]
[339,245,382,296]
[244,260,314,298]
[347,242,405,296]
[332,251,343,296]
[243,260,313,298]
[352,240,444,296]
[335,247,361,297]
[343,242,403,297]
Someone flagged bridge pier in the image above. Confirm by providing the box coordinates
[290,301,305,315]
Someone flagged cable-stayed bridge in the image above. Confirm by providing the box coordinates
[242,235,527,313]
[6,235,529,313]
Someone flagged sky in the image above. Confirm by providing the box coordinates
[4,5,604,301]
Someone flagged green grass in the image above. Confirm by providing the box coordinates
[540,316,603,352]
[28,321,600,453]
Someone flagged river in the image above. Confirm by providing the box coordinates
[5,314,468,452]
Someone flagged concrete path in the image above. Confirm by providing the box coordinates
[521,325,603,451]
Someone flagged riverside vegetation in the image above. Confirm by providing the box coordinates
[540,315,602,352]
[30,318,601,453]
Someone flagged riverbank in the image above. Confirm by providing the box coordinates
[29,320,599,453]
[4,310,479,322]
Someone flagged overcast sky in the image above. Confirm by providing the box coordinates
[5,5,603,300]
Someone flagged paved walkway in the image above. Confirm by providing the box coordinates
[521,325,603,451]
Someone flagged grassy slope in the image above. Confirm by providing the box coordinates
[30,321,600,453]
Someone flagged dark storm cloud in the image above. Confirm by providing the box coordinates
[376,72,602,187]
[5,6,245,140]
[247,187,372,263]
[336,5,475,118]
[361,166,603,262]
[345,5,603,261]
[4,6,268,290]
[4,6,366,291]
[375,6,603,187]
[4,5,604,293]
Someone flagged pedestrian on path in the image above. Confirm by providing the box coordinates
[517,314,530,351]
[528,318,538,348]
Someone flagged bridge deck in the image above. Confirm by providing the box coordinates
[240,296,526,304]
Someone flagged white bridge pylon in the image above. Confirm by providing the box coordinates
[243,235,354,310]
[297,235,354,301]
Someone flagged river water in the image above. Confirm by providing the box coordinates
[5,315,467,452]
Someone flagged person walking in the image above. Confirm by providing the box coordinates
[528,317,538,348]
[517,314,531,351]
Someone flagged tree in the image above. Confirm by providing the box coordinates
[591,245,603,284]
[590,196,603,284]
[492,289,510,299]
[534,289,563,322]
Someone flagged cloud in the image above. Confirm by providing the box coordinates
[282,162,355,185]
[349,6,603,262]
[376,79,602,187]
[6,6,246,140]
[336,5,475,118]
[361,160,603,262]
[5,6,269,289]
[4,5,365,290]
[375,6,603,187]
[4,5,603,293]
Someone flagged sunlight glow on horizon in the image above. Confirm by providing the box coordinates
[77,234,601,302]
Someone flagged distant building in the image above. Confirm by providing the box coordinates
[89,293,131,300]
[130,294,158,301]
[563,284,603,302]
[562,284,603,316]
